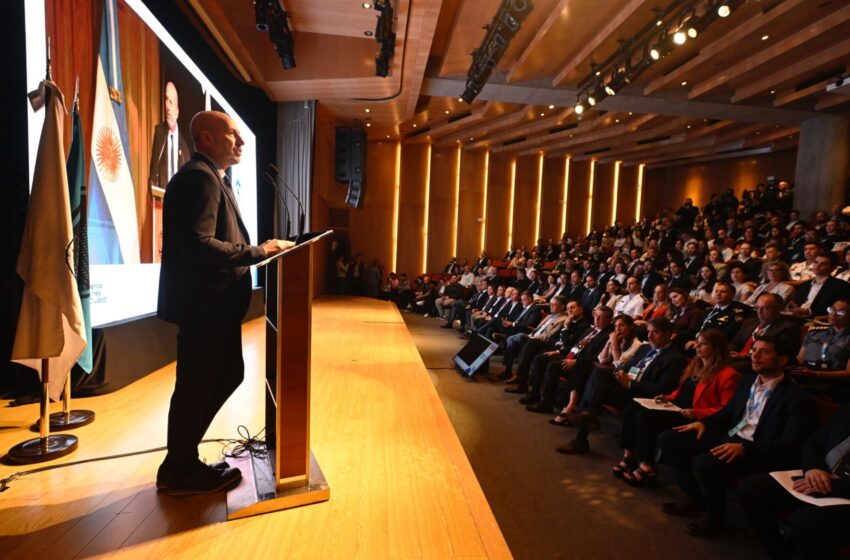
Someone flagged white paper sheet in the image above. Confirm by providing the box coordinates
[770,470,850,507]
[633,398,682,412]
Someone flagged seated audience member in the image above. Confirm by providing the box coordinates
[789,251,850,319]
[497,296,568,382]
[728,262,755,303]
[477,287,522,339]
[682,241,702,278]
[635,283,669,329]
[689,265,717,307]
[612,261,628,284]
[468,285,508,334]
[667,260,694,291]
[729,293,802,372]
[788,242,820,286]
[736,241,763,283]
[443,279,488,329]
[434,275,464,320]
[522,307,614,413]
[536,273,559,302]
[833,246,850,282]
[640,260,664,300]
[564,271,586,302]
[685,281,748,350]
[736,403,850,560]
[746,261,795,306]
[578,274,603,311]
[443,256,459,275]
[758,241,785,283]
[412,277,438,316]
[793,299,850,401]
[558,318,687,454]
[513,303,592,395]
[616,329,741,486]
[614,276,647,318]
[667,287,704,343]
[491,291,542,340]
[657,336,816,537]
[707,248,728,281]
[598,278,622,311]
[458,265,475,288]
[526,268,542,295]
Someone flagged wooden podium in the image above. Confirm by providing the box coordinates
[226,231,332,520]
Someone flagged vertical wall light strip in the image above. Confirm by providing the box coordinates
[635,163,645,222]
[534,152,544,243]
[422,144,432,274]
[391,141,401,272]
[561,156,570,236]
[586,159,596,234]
[611,160,621,226]
[452,145,462,257]
[507,158,517,253]
[480,150,490,254]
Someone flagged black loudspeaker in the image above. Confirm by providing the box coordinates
[453,333,499,377]
[335,126,367,208]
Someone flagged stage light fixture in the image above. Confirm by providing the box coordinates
[362,2,372,8]
[604,84,616,96]
[587,95,596,106]
[717,4,731,17]
[673,30,687,44]
[687,26,698,38]
[650,47,661,60]
[574,101,585,114]
[255,0,296,69]
[548,104,555,109]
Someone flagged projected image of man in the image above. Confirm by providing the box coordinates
[149,81,190,188]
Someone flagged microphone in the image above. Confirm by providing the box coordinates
[268,164,305,236]
[264,171,291,239]
[152,130,168,187]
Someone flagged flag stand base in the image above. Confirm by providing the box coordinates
[30,410,96,432]
[6,434,79,464]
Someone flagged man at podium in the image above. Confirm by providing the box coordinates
[156,110,293,495]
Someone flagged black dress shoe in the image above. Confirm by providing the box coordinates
[686,516,722,538]
[156,459,230,490]
[518,394,538,405]
[504,385,527,394]
[526,402,553,413]
[555,438,589,454]
[661,500,705,517]
[165,461,242,496]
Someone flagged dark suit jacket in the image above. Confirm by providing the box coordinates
[794,276,850,317]
[482,295,504,315]
[158,153,266,325]
[623,343,687,397]
[149,122,191,188]
[579,287,603,311]
[512,305,542,334]
[802,404,850,497]
[640,271,663,300]
[667,275,693,291]
[573,325,614,368]
[730,317,802,356]
[698,302,750,341]
[703,375,816,468]
[470,290,489,310]
[565,285,586,303]
[557,316,592,354]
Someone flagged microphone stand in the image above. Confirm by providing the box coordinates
[268,164,306,237]
[264,172,291,239]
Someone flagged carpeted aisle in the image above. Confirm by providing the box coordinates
[402,311,762,560]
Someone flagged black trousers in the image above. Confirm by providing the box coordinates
[574,367,633,443]
[657,428,783,526]
[737,472,850,560]
[166,321,245,468]
[620,403,688,464]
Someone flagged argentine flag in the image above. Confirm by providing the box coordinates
[88,0,140,265]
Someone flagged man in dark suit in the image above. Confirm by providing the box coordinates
[729,293,802,371]
[578,274,603,311]
[559,317,686,453]
[686,281,749,349]
[640,260,664,300]
[657,336,816,537]
[667,260,693,291]
[492,291,541,339]
[682,242,702,278]
[149,81,191,189]
[791,252,850,318]
[157,111,292,495]
[737,404,850,559]
[564,270,586,302]
[477,287,522,339]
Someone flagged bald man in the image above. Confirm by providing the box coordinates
[149,81,190,187]
[156,110,293,495]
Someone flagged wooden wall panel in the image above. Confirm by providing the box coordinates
[567,160,590,239]
[540,156,565,242]
[398,143,429,275]
[485,152,512,257]
[457,148,486,263]
[428,145,457,271]
[642,149,798,214]
[617,165,639,224]
[348,141,396,270]
[513,155,537,249]
[592,162,614,231]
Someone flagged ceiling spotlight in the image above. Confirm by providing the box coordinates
[587,95,596,106]
[673,31,687,45]
[364,30,373,37]
[362,2,372,8]
[761,35,769,41]
[457,97,464,102]
[605,85,616,96]
[412,123,417,127]
[656,19,663,27]
[540,112,545,117]
[470,137,475,141]
[681,81,688,86]
[366,123,371,127]
[615,119,620,123]
[364,108,371,113]
[687,27,698,39]
[687,125,691,129]
[770,90,776,94]
[574,102,585,115]
[717,4,731,17]
[548,104,555,110]
[650,47,661,61]
[444,109,450,115]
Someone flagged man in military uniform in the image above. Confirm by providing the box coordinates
[793,299,850,400]
[686,281,750,350]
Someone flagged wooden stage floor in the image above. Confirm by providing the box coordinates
[0,297,511,559]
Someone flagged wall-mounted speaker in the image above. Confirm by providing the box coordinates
[335,126,367,208]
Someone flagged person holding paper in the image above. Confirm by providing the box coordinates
[157,111,293,495]
[736,404,850,560]
[657,336,816,537]
[615,329,741,486]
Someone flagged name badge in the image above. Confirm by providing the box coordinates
[728,417,748,438]
[628,366,641,380]
[570,346,581,355]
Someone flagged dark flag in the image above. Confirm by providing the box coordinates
[68,98,92,373]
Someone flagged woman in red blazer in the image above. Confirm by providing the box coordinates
[614,328,741,486]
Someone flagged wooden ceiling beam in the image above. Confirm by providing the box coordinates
[405,101,497,143]
[688,4,850,100]
[551,0,649,87]
[642,0,807,95]
[507,112,656,155]
[506,0,572,84]
[442,107,534,147]
[459,107,574,148]
[730,36,850,103]
[542,116,690,158]
[815,93,850,111]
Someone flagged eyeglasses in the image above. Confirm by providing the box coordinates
[828,307,847,316]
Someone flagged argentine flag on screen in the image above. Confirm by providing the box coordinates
[88,0,140,265]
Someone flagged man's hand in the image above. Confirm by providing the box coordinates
[544,350,559,357]
[614,371,631,388]
[674,421,706,439]
[561,358,576,369]
[260,239,295,257]
[711,442,745,463]
[794,468,834,495]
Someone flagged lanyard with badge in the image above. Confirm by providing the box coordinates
[628,347,659,381]
[729,381,773,437]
